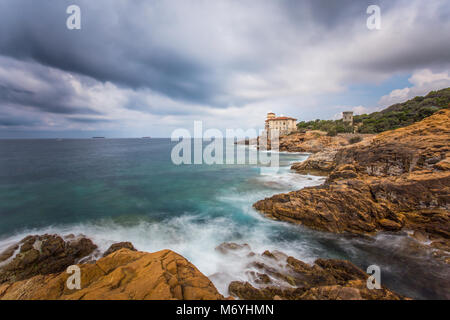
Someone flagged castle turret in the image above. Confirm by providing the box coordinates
[267,112,275,119]
[342,111,354,125]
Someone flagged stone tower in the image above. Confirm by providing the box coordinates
[342,111,354,125]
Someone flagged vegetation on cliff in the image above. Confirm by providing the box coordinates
[296,87,450,134]
[355,88,450,133]
[297,119,353,135]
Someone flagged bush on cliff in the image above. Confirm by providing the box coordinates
[354,88,450,133]
[296,87,450,135]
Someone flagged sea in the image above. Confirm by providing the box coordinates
[0,138,448,299]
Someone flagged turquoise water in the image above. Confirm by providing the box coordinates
[0,139,448,299]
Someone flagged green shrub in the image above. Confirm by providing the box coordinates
[327,128,337,136]
[348,136,362,144]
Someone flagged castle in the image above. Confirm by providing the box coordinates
[265,112,297,136]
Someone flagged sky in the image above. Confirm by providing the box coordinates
[0,0,449,138]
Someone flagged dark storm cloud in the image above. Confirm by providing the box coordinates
[0,0,396,107]
[0,116,38,127]
[0,0,448,135]
[0,83,100,115]
[0,0,219,106]
[0,55,102,115]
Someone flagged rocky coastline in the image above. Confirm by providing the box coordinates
[254,109,450,264]
[0,235,407,300]
[0,110,448,300]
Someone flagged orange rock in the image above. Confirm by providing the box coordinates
[0,249,225,300]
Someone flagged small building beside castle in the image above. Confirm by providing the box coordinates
[265,112,297,136]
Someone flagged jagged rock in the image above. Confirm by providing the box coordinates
[291,150,338,175]
[278,131,353,153]
[103,242,136,257]
[378,219,402,231]
[0,248,225,300]
[0,234,97,284]
[228,250,406,300]
[0,244,19,264]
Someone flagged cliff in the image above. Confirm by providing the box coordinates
[254,109,450,262]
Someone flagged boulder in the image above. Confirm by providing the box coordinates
[103,242,136,257]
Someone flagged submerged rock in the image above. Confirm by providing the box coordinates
[215,242,251,255]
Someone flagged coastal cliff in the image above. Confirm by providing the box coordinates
[254,109,450,262]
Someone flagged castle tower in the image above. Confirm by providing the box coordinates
[267,112,275,119]
[342,111,354,125]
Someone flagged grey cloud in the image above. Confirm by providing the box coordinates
[1,0,448,107]
[0,0,395,107]
[68,117,113,123]
[0,56,102,115]
[0,0,221,106]
[0,115,39,127]
[0,83,100,115]
[0,0,449,136]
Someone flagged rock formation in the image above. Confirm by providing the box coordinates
[0,234,97,284]
[103,242,136,257]
[277,131,366,153]
[254,109,450,263]
[291,150,338,175]
[0,247,225,300]
[216,243,405,300]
